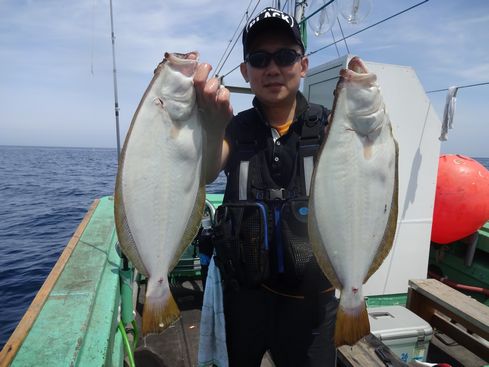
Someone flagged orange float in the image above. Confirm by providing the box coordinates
[431,154,489,244]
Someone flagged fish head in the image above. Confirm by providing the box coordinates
[164,52,199,78]
[334,56,385,136]
[157,52,200,122]
[341,57,375,83]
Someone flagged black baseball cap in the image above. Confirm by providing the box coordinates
[242,7,305,59]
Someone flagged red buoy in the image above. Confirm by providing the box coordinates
[431,154,489,244]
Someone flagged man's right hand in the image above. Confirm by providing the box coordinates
[193,63,232,183]
[194,63,233,131]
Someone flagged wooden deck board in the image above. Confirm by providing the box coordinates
[408,279,489,338]
[428,331,489,367]
[407,278,489,362]
[337,334,409,367]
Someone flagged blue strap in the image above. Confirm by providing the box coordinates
[254,202,269,251]
[274,206,285,273]
[199,253,211,266]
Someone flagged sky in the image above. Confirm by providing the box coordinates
[0,0,488,157]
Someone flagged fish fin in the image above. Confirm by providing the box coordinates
[142,284,180,335]
[114,101,151,277]
[114,178,150,277]
[334,298,370,347]
[169,175,206,272]
[365,126,399,282]
[308,190,343,290]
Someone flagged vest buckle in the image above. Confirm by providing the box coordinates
[268,188,286,200]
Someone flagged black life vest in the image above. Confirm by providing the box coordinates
[223,102,328,202]
[214,99,332,293]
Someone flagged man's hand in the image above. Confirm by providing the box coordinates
[194,63,233,132]
[193,63,233,183]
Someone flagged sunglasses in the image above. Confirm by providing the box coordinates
[245,48,303,68]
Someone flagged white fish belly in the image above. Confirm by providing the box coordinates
[312,98,396,307]
[121,102,202,281]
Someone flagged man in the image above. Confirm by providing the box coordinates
[194,7,337,367]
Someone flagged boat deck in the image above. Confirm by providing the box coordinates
[132,278,276,367]
[133,279,204,367]
[2,196,488,367]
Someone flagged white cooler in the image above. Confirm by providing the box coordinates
[368,305,433,363]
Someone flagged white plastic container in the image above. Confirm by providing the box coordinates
[368,305,433,363]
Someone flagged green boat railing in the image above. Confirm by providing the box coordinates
[0,193,224,367]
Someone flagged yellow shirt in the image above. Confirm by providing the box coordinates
[274,119,293,136]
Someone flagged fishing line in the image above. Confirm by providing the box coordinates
[300,0,335,25]
[90,0,96,76]
[215,32,245,78]
[217,0,262,79]
[214,0,259,77]
[307,0,430,57]
[221,0,429,80]
[281,0,290,12]
[330,28,340,58]
[336,17,350,55]
[215,0,253,74]
[426,81,489,94]
[217,0,262,76]
[221,64,241,79]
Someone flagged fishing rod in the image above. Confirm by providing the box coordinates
[108,4,137,364]
[109,0,131,270]
[109,0,122,159]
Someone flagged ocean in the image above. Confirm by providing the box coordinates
[0,146,487,348]
[0,145,225,348]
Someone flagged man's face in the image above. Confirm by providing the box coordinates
[240,31,308,108]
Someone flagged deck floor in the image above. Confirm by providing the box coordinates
[132,278,275,367]
[133,279,203,367]
[131,279,489,367]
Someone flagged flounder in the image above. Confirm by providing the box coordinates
[114,52,205,335]
[309,56,399,346]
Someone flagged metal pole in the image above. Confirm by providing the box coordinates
[294,0,305,20]
[294,1,308,50]
[109,0,121,158]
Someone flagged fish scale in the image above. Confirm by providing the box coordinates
[309,56,398,347]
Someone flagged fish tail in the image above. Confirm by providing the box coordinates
[142,280,180,335]
[334,293,370,347]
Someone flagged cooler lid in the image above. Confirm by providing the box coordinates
[368,305,433,341]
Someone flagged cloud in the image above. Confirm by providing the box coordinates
[1,0,488,156]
